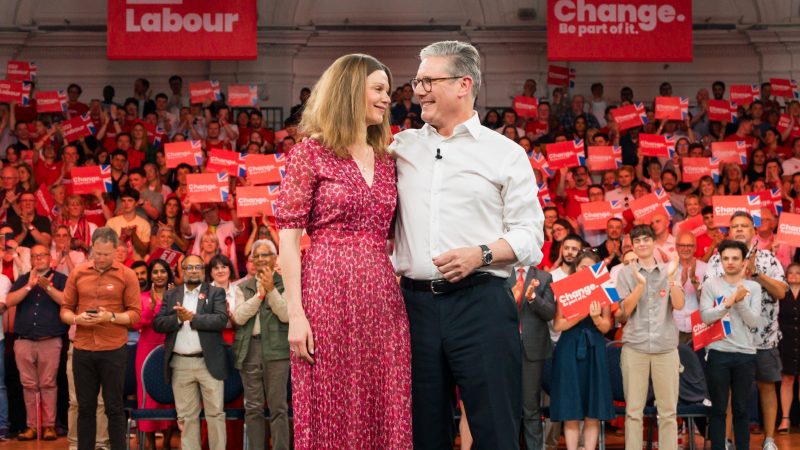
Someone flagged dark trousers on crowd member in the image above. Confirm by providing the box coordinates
[521,358,545,450]
[707,349,756,450]
[403,276,522,450]
[73,346,128,450]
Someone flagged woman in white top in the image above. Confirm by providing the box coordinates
[205,254,243,345]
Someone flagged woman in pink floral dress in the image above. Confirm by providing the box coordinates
[276,54,412,449]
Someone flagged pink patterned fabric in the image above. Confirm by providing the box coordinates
[135,292,174,432]
[276,139,412,449]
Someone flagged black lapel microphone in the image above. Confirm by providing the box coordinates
[435,148,442,160]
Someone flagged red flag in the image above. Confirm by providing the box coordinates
[512,96,538,119]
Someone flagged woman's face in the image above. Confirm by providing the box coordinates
[237,112,249,127]
[364,70,391,126]
[132,124,146,139]
[676,140,690,156]
[6,148,18,162]
[486,111,499,123]
[576,257,596,272]
[51,186,65,204]
[726,165,740,181]
[503,127,517,140]
[787,266,800,285]
[753,150,766,164]
[575,117,587,132]
[633,184,648,199]
[211,263,231,285]
[18,166,30,182]
[158,229,175,248]
[537,104,550,120]
[97,152,109,165]
[151,264,169,288]
[752,180,766,192]
[518,139,532,152]
[155,152,166,167]
[144,164,157,181]
[258,225,270,239]
[67,198,83,217]
[552,223,568,241]
[53,228,70,248]
[249,131,263,145]
[700,179,715,195]
[201,234,218,252]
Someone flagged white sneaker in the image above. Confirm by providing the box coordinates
[763,439,778,450]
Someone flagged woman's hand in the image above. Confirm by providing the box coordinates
[289,314,315,364]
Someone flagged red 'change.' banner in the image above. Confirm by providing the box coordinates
[107,0,257,60]
[547,0,693,62]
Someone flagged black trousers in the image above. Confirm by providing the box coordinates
[707,349,756,450]
[403,277,521,450]
[521,358,544,450]
[73,345,127,450]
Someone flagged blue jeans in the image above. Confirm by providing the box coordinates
[0,339,9,432]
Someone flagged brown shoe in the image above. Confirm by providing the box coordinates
[42,427,57,441]
[17,427,36,441]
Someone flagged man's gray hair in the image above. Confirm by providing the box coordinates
[252,239,277,256]
[420,40,481,99]
[91,227,119,248]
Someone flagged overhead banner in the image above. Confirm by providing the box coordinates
[107,0,257,60]
[547,0,693,62]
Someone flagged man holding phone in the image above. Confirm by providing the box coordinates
[61,227,141,450]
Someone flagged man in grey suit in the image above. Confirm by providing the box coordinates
[153,254,230,450]
[517,266,556,450]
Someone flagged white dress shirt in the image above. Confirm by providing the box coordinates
[173,285,203,355]
[391,112,544,279]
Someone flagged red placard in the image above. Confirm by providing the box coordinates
[586,145,622,172]
[0,80,31,105]
[245,153,286,185]
[769,78,798,99]
[236,186,273,217]
[639,133,675,158]
[707,100,738,122]
[189,80,221,104]
[227,84,258,107]
[712,195,762,228]
[205,148,240,174]
[547,0,692,62]
[187,172,229,203]
[682,157,720,183]
[777,212,800,246]
[36,90,67,114]
[552,262,617,321]
[729,84,760,107]
[580,201,623,231]
[629,191,672,224]
[6,61,36,81]
[61,114,97,142]
[147,247,184,270]
[165,140,204,168]
[33,185,59,220]
[711,141,747,165]
[655,96,689,121]
[546,139,584,169]
[70,166,111,195]
[512,96,538,119]
[678,214,707,237]
[547,65,575,87]
[610,103,647,131]
[107,0,256,60]
[691,310,731,351]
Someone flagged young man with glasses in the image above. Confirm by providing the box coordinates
[5,244,67,441]
[673,232,706,344]
[232,239,290,450]
[153,254,229,450]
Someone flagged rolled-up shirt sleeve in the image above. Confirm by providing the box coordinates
[500,149,544,266]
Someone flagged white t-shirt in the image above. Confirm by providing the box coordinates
[782,157,800,177]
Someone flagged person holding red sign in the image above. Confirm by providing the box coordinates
[556,166,590,221]
[614,224,684,450]
[700,240,762,450]
[276,54,411,449]
[550,249,614,450]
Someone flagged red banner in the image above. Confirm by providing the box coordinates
[580,200,624,231]
[678,214,707,236]
[512,96,538,119]
[712,195,762,228]
[61,113,97,142]
[189,80,221,104]
[547,65,575,87]
[147,247,184,270]
[729,84,760,107]
[36,90,68,114]
[776,212,800,246]
[187,172,229,203]
[711,141,747,165]
[0,80,31,105]
[639,133,675,158]
[586,145,622,172]
[610,102,647,131]
[552,261,618,321]
[236,186,273,217]
[227,84,258,107]
[654,96,689,121]
[629,189,674,223]
[165,140,204,168]
[107,0,256,60]
[245,153,286,185]
[529,152,555,178]
[682,157,720,183]
[546,139,584,169]
[757,188,783,216]
[6,61,36,81]
[691,309,731,351]
[769,78,798,99]
[33,185,59,220]
[707,100,738,122]
[547,0,692,62]
[70,165,112,195]
[205,148,240,174]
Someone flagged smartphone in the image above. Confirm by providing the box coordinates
[85,309,98,315]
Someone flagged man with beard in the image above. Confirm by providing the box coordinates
[550,234,584,282]
[595,217,624,269]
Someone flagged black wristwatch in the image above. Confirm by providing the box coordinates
[479,244,493,266]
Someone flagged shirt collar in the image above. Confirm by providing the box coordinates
[90,260,120,273]
[421,111,482,140]
[184,284,201,296]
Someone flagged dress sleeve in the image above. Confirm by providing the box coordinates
[276,140,318,230]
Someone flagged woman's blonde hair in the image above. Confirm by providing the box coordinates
[300,53,392,159]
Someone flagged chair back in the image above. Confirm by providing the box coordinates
[124,343,138,398]
[606,341,626,403]
[141,345,175,406]
[677,343,708,404]
[223,348,243,404]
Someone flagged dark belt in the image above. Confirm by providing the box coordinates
[251,335,261,340]
[18,336,58,341]
[175,352,203,358]
[400,272,494,295]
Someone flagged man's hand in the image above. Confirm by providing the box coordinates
[37,273,53,290]
[174,304,194,322]
[257,266,275,296]
[433,247,483,282]
[76,311,101,327]
[27,271,39,288]
[733,282,750,304]
[745,249,758,278]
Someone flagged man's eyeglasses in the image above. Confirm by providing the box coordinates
[253,253,275,259]
[410,76,464,93]
[31,253,49,259]
[183,264,204,271]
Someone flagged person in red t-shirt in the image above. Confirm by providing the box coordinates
[722,114,759,157]
[33,144,63,187]
[241,111,275,152]
[66,83,89,118]
[557,165,590,225]
[203,120,232,150]
[696,206,723,262]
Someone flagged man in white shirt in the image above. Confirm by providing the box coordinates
[392,40,544,449]
[605,165,635,209]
